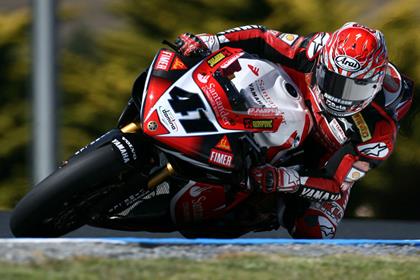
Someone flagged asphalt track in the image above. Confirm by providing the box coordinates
[1,211,419,239]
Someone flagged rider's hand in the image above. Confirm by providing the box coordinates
[251,165,300,193]
[175,33,210,57]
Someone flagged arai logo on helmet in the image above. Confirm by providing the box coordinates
[334,55,361,71]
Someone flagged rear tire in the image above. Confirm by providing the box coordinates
[10,144,127,237]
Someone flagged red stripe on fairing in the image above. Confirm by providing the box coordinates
[157,136,203,157]
[142,76,173,121]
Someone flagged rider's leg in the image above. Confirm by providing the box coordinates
[282,188,351,239]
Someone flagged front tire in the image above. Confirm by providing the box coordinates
[10,144,127,237]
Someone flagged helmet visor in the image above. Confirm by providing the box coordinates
[315,65,380,102]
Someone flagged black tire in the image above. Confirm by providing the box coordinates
[10,144,127,237]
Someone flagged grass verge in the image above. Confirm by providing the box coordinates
[0,253,420,280]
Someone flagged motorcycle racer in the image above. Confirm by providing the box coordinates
[175,22,414,238]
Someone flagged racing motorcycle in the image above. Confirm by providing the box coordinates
[10,43,313,238]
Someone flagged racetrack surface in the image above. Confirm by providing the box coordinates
[2,210,420,264]
[1,238,420,263]
[1,211,420,239]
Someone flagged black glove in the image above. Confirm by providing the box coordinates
[175,33,210,57]
[250,164,300,193]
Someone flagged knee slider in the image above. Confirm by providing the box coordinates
[290,213,336,239]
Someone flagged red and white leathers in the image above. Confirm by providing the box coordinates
[186,24,414,238]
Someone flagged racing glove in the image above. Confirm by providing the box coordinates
[175,33,211,57]
[251,165,300,193]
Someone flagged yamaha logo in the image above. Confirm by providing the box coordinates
[334,55,361,72]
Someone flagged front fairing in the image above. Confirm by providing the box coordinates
[137,47,311,174]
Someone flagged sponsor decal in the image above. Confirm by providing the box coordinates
[209,148,233,168]
[324,93,350,112]
[312,201,344,226]
[329,119,348,144]
[121,136,137,161]
[247,107,281,116]
[191,195,205,220]
[300,187,341,201]
[170,57,187,70]
[351,113,372,142]
[324,93,352,105]
[248,79,276,107]
[357,142,389,159]
[334,55,361,72]
[243,118,273,129]
[247,64,260,76]
[207,52,226,67]
[351,170,361,179]
[147,121,158,131]
[337,118,354,132]
[345,167,366,182]
[158,106,178,132]
[319,216,336,238]
[279,33,299,46]
[111,139,130,164]
[154,50,175,71]
[189,186,212,198]
[306,32,329,60]
[215,135,231,152]
[202,83,230,125]
[197,72,210,84]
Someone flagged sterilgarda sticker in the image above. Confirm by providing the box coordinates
[207,52,226,67]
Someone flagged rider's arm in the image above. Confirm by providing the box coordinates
[196,25,330,73]
[253,102,399,201]
[297,103,398,201]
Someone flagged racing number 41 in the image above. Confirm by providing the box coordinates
[168,87,217,133]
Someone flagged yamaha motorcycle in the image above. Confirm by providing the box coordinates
[10,44,312,238]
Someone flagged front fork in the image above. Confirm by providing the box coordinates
[119,122,176,189]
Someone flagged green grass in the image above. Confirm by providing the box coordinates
[1,253,420,280]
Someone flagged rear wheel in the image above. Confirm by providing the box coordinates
[10,144,128,237]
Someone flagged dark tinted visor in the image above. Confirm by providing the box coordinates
[315,65,379,101]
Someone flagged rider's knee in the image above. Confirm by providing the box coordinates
[288,210,337,239]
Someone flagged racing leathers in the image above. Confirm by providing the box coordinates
[183,25,414,238]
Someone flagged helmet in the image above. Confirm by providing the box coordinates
[313,22,388,117]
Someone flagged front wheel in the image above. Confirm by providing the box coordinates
[10,144,128,237]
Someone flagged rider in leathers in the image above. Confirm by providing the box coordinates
[175,22,414,238]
